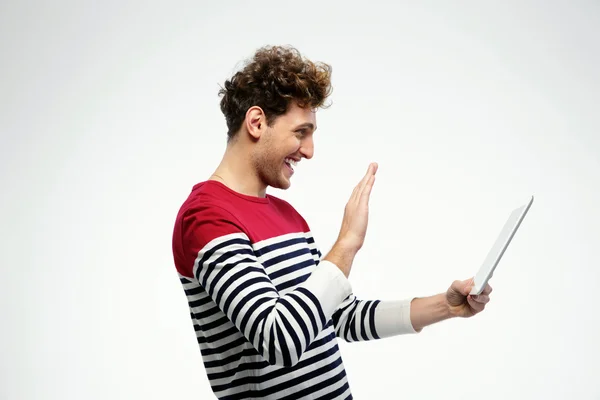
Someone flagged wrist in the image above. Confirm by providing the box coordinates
[323,239,358,277]
[333,237,359,257]
[425,293,453,320]
[436,292,453,319]
[410,293,453,331]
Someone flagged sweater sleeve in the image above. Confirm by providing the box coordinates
[332,295,418,342]
[182,206,353,367]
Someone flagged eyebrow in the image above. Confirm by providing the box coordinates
[294,122,316,131]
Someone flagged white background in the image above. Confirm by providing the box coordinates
[1,1,599,399]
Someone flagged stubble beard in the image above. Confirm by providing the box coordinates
[252,144,289,191]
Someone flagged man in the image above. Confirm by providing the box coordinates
[171,45,492,399]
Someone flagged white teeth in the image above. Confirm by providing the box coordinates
[285,158,298,167]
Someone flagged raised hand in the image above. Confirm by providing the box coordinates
[337,162,378,253]
[324,162,378,277]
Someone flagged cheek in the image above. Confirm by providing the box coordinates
[287,137,302,153]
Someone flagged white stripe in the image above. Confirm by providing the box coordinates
[252,231,305,249]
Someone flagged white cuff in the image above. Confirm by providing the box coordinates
[373,298,418,337]
[302,260,353,320]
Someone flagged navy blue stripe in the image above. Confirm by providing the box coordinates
[247,303,272,347]
[257,318,266,355]
[343,302,358,341]
[348,302,359,341]
[287,292,318,339]
[369,300,380,339]
[207,360,269,381]
[200,336,247,356]
[349,316,359,342]
[276,321,292,367]
[195,305,220,320]
[202,316,230,332]
[213,263,261,305]
[253,237,307,258]
[189,295,212,308]
[231,286,274,325]
[224,276,276,317]
[314,381,350,400]
[277,272,310,291]
[203,347,257,368]
[281,296,312,345]
[305,330,335,351]
[197,326,239,344]
[263,247,311,268]
[202,246,253,289]
[269,258,313,279]
[360,302,369,340]
[268,321,276,365]
[332,296,354,330]
[278,309,302,361]
[196,237,251,281]
[184,285,205,297]
[297,287,326,326]
[240,295,271,336]
[279,361,347,400]
[198,237,251,266]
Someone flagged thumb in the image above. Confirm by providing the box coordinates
[451,278,473,296]
[462,278,474,295]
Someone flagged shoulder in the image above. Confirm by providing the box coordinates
[175,182,248,245]
[172,183,250,277]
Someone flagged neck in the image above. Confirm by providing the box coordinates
[210,141,267,198]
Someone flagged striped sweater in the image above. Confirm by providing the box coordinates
[171,180,417,399]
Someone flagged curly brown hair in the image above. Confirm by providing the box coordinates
[218,45,333,142]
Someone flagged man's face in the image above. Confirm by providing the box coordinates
[252,102,316,190]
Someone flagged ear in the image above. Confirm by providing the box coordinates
[245,106,266,140]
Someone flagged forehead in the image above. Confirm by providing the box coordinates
[278,102,317,127]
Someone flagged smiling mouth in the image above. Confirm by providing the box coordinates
[284,157,298,174]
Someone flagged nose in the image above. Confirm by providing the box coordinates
[300,136,314,160]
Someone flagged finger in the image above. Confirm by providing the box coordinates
[351,169,369,201]
[481,283,493,295]
[352,163,377,203]
[471,294,490,304]
[359,163,377,190]
[350,164,372,202]
[350,183,360,201]
[467,296,485,313]
[459,278,474,295]
[371,162,378,175]
[360,174,376,205]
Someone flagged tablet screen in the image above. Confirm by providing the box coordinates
[470,196,534,295]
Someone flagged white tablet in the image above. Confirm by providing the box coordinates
[470,195,534,295]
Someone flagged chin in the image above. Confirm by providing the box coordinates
[270,176,291,190]
[275,180,291,190]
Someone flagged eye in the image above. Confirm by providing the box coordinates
[295,129,306,137]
